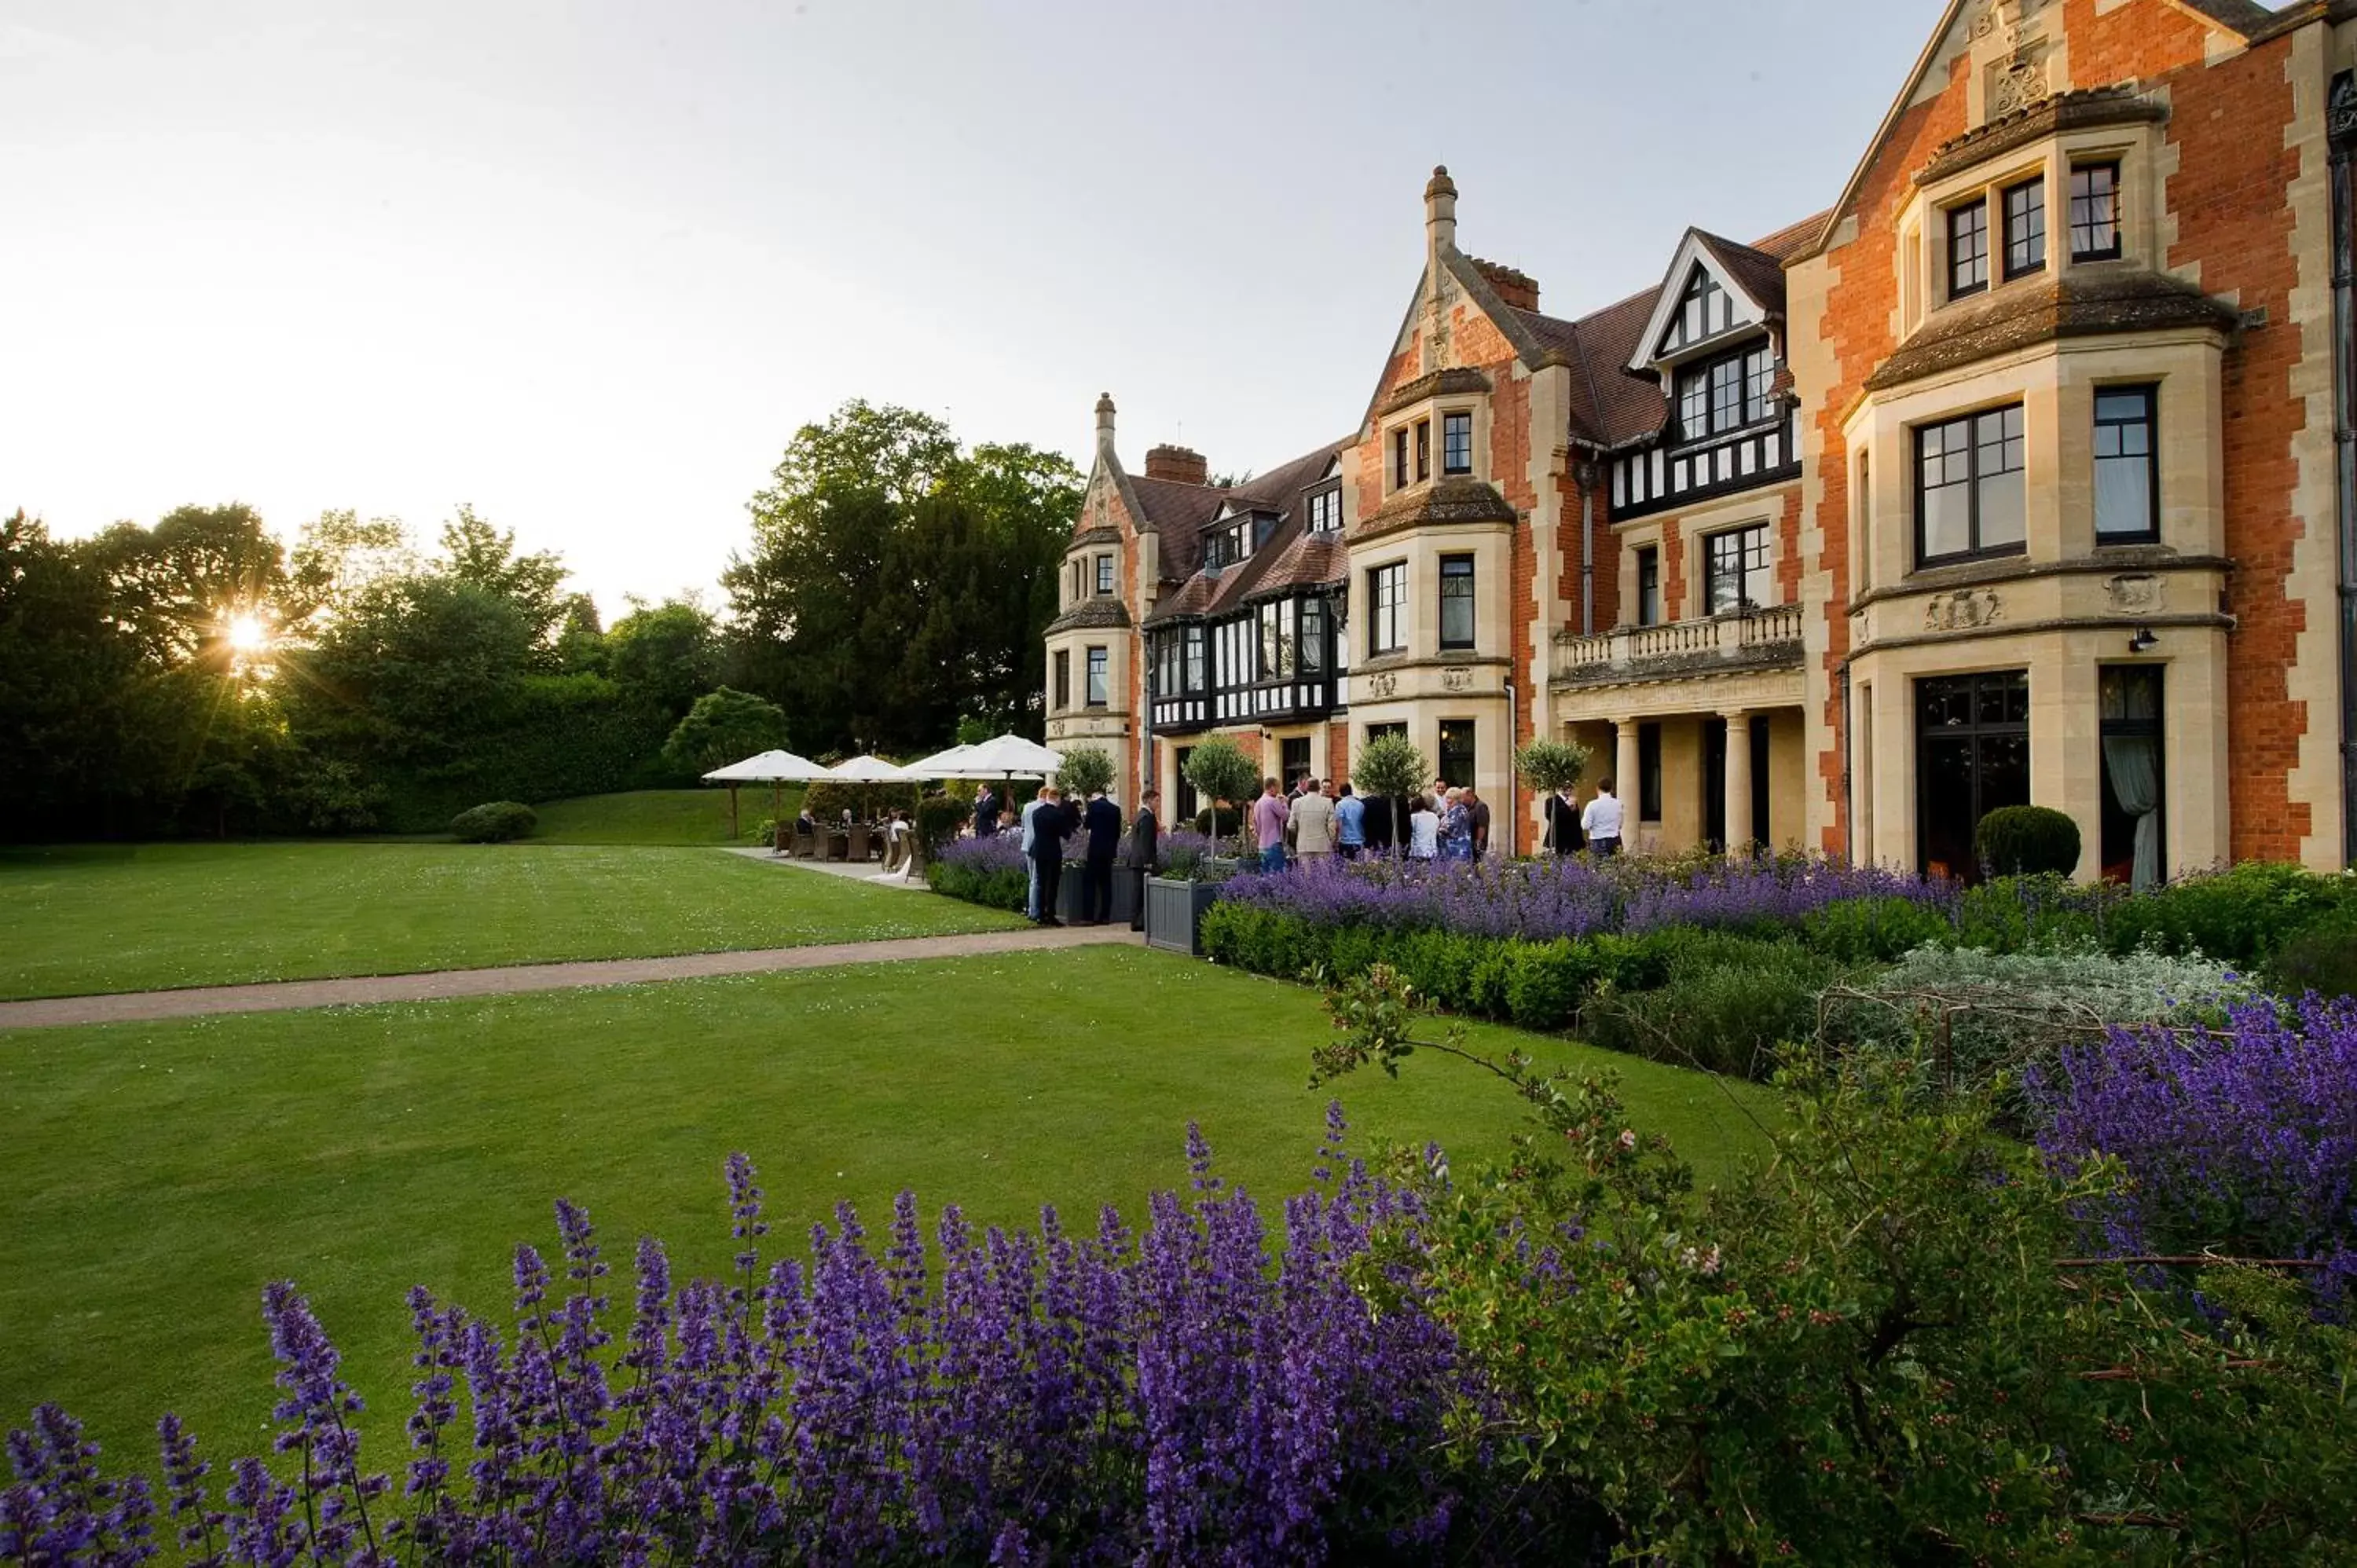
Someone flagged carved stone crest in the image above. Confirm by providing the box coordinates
[1991,57,2051,116]
[2104,574,2165,616]
[1923,588,2004,632]
[1365,672,1399,700]
[1442,666,1473,691]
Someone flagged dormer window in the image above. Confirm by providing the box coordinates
[1094,553,1114,595]
[2002,177,2045,280]
[1307,485,1342,533]
[2069,162,2121,261]
[1674,344,1776,443]
[1948,199,1989,299]
[1442,411,1472,475]
[1666,268,1726,354]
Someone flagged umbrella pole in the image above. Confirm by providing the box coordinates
[728,784,740,841]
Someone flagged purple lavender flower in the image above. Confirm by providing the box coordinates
[2033,991,2357,1313]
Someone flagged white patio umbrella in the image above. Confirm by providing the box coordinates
[903,742,976,777]
[818,753,917,836]
[702,749,827,838]
[823,753,915,782]
[937,734,1065,779]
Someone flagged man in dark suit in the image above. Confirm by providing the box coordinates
[973,783,997,838]
[1362,793,1395,855]
[1124,788,1161,930]
[1081,789,1124,924]
[1545,786,1583,856]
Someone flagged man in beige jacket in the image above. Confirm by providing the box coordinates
[1292,778,1338,864]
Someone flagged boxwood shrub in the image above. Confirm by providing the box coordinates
[1974,804,2081,877]
[449,800,537,842]
[1199,903,1673,1032]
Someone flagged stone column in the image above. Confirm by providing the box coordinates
[1723,709,1753,855]
[1613,716,1642,809]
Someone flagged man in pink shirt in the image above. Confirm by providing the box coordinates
[1252,775,1291,874]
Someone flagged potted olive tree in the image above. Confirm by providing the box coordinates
[1513,736,1593,857]
[1048,745,1128,923]
[1145,738,1258,954]
[1350,732,1429,857]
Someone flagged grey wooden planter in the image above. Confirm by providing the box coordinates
[1054,860,1139,925]
[1143,876,1223,956]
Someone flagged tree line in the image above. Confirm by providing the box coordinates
[0,401,1080,839]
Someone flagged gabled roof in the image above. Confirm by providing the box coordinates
[1142,437,1352,624]
[1492,210,1827,452]
[1625,229,1784,374]
[1794,0,2284,263]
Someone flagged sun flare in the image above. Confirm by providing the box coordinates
[224,614,270,654]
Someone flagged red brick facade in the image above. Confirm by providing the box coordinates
[1058,0,2353,874]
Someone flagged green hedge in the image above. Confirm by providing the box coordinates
[1198,903,1676,1032]
[449,800,537,843]
[2101,861,2357,965]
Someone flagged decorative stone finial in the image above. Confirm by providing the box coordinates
[1424,166,1457,253]
[1094,392,1116,447]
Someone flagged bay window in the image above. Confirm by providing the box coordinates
[1915,404,2025,564]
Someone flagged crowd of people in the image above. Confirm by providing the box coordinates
[940,770,1634,928]
[1238,772,1625,866]
[1010,782,1162,928]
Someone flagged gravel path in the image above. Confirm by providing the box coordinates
[0,923,1141,1031]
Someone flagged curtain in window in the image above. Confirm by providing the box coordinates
[2102,668,2161,892]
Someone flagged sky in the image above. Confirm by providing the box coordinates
[2,0,1939,617]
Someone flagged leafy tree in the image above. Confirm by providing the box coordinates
[0,512,148,831]
[662,687,787,776]
[605,599,721,720]
[86,502,288,665]
[436,505,569,647]
[285,510,415,626]
[1183,738,1261,859]
[1351,732,1428,850]
[1054,744,1116,800]
[1513,737,1592,796]
[724,402,1079,757]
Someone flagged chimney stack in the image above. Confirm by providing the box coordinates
[1469,257,1539,312]
[1095,391,1116,450]
[1143,444,1208,485]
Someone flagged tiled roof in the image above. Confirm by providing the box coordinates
[1865,268,2238,392]
[1044,596,1134,635]
[1142,438,1350,625]
[1522,210,1830,452]
[1695,232,1794,321]
[1123,474,1229,579]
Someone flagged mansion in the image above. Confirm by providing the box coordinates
[1046,0,2357,881]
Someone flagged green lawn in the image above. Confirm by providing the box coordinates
[0,945,1776,1465]
[0,841,1018,998]
[531,788,804,845]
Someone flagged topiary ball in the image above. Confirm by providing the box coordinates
[1974,804,2080,878]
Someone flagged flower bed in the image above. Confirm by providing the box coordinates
[924,833,1029,911]
[2,1127,1596,1565]
[2033,992,2357,1312]
[1218,852,1953,943]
